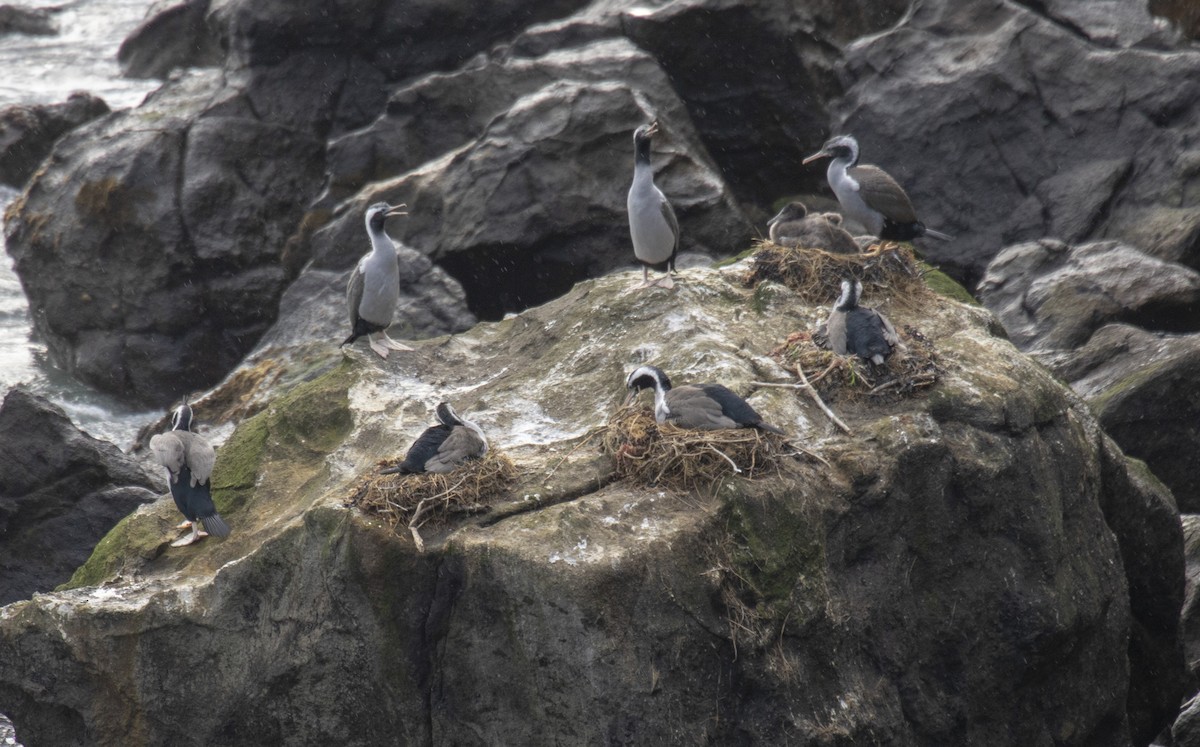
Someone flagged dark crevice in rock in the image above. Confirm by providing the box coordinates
[435,240,594,322]
[174,123,196,254]
[480,472,621,529]
[1010,0,1095,45]
[1083,161,1134,239]
[1117,300,1200,336]
[419,555,460,747]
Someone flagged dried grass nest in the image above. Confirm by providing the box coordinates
[601,406,790,491]
[346,450,517,544]
[771,324,941,402]
[745,239,931,309]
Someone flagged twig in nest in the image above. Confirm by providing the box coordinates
[708,446,743,474]
[793,364,854,435]
[752,368,853,436]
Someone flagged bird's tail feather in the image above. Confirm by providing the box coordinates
[201,513,231,539]
[924,228,953,241]
[340,332,358,347]
[757,421,787,436]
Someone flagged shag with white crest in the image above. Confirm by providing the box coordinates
[148,399,231,547]
[625,365,785,434]
[627,120,680,289]
[381,402,488,475]
[826,278,900,366]
[342,201,414,358]
[803,135,951,250]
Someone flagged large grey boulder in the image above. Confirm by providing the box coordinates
[117,0,222,79]
[617,0,907,210]
[206,0,590,73]
[0,93,109,189]
[0,387,159,607]
[978,239,1200,352]
[1043,324,1200,513]
[979,238,1200,511]
[3,71,327,406]
[0,264,1183,745]
[832,0,1200,284]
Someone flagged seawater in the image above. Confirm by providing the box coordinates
[0,0,161,448]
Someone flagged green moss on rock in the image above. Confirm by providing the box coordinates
[921,263,977,305]
[60,503,171,590]
[720,483,827,628]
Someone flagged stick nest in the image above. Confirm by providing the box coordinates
[745,240,931,308]
[601,406,786,491]
[771,324,941,403]
[346,450,518,536]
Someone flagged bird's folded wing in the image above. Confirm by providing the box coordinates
[149,433,185,481]
[848,165,918,223]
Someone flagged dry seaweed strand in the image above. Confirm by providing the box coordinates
[601,406,789,492]
[345,450,517,548]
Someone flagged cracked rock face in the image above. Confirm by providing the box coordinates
[0,266,1183,746]
[832,0,1200,286]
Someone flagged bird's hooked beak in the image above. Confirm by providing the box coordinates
[385,203,409,218]
[645,120,660,138]
[622,387,639,407]
[802,149,829,165]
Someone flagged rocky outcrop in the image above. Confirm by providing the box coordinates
[978,239,1200,353]
[307,38,750,319]
[1044,325,1200,513]
[117,0,221,79]
[832,0,1200,285]
[0,4,55,36]
[3,71,328,405]
[0,264,1183,745]
[979,240,1200,511]
[0,387,159,607]
[0,93,109,188]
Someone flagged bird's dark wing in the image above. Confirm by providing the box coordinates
[696,384,767,427]
[660,385,745,429]
[424,426,487,473]
[846,308,894,360]
[660,194,680,268]
[848,165,918,223]
[176,431,215,486]
[346,264,366,328]
[384,425,452,474]
[872,308,900,347]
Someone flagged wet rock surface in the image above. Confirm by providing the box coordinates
[0,4,56,36]
[0,266,1183,745]
[116,0,221,79]
[0,387,159,607]
[0,93,110,189]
